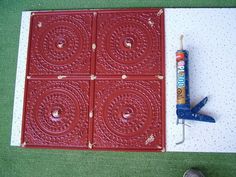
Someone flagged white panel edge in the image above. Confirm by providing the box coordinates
[11,11,31,146]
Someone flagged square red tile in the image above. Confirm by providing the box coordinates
[96,10,164,75]
[22,80,89,148]
[27,12,93,76]
[93,80,165,151]
[21,9,165,151]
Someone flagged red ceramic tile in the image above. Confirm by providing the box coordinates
[27,12,93,75]
[93,80,165,151]
[22,9,165,151]
[22,80,89,148]
[96,9,164,75]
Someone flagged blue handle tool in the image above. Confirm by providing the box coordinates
[176,35,215,123]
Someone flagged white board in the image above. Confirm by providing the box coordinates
[165,8,236,152]
[11,9,236,152]
[11,12,31,146]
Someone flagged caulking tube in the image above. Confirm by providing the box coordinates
[176,35,189,144]
[176,35,190,113]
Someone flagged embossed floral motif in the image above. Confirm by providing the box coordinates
[22,9,165,151]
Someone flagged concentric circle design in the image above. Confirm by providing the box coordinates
[25,81,89,146]
[31,15,91,74]
[97,14,161,74]
[40,25,81,65]
[35,89,78,135]
[106,20,151,64]
[95,81,162,147]
[104,90,151,137]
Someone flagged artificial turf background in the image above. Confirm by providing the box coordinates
[1,1,236,176]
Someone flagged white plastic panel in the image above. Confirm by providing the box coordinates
[11,12,31,146]
[165,8,236,152]
[11,9,236,152]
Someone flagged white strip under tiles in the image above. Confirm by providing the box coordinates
[11,12,31,146]
[165,8,236,152]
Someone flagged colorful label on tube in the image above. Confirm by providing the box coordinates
[177,52,186,104]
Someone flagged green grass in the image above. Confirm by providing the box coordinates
[1,0,236,177]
